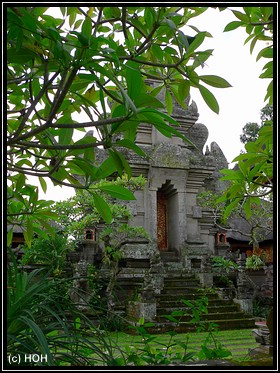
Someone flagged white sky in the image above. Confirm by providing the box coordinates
[188,7,269,164]
[34,6,270,202]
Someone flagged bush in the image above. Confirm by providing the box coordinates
[19,231,69,277]
[6,252,124,367]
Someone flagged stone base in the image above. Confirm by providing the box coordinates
[197,272,213,287]
[127,301,156,322]
[234,298,253,313]
[249,345,273,357]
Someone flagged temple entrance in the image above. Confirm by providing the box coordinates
[157,192,168,251]
[156,181,178,252]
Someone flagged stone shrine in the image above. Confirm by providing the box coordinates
[70,85,266,331]
[100,88,229,279]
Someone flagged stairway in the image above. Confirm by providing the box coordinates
[146,272,256,333]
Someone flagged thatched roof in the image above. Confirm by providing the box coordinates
[226,216,273,242]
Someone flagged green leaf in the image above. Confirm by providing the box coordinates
[198,85,219,114]
[126,61,143,100]
[259,66,273,79]
[134,93,164,109]
[223,21,243,32]
[243,197,252,219]
[151,43,164,61]
[164,18,177,31]
[178,80,190,101]
[67,136,97,156]
[250,36,259,54]
[81,16,92,38]
[58,127,73,146]
[115,139,147,157]
[7,48,37,63]
[20,316,53,363]
[114,151,132,179]
[15,174,26,192]
[163,315,180,323]
[99,185,136,200]
[23,219,34,248]
[39,177,47,194]
[144,8,156,31]
[256,47,273,61]
[66,159,97,179]
[185,32,206,58]
[224,198,242,219]
[232,10,249,22]
[165,89,173,115]
[199,75,232,88]
[264,80,273,104]
[95,156,118,180]
[138,108,179,126]
[92,194,112,223]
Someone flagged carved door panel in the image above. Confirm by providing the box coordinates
[157,192,168,251]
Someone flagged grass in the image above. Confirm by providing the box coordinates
[107,328,259,362]
[52,328,271,366]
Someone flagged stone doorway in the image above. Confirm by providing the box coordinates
[157,191,168,251]
[156,181,178,252]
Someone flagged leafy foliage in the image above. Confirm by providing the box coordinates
[53,175,149,318]
[219,7,274,219]
[53,175,146,238]
[246,253,265,270]
[6,6,273,366]
[7,254,120,366]
[197,189,273,249]
[240,105,273,144]
[211,257,239,274]
[218,123,273,220]
[7,6,232,245]
[223,7,273,104]
[19,230,69,277]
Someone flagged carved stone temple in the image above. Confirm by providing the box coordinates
[77,93,228,277]
[70,86,271,333]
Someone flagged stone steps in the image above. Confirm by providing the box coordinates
[152,274,255,333]
[158,291,218,300]
[145,318,256,334]
[160,252,180,262]
[157,298,234,308]
[156,311,251,322]
[157,304,239,315]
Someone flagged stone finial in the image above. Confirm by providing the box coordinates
[185,122,209,153]
[210,142,228,168]
[189,100,198,116]
[85,130,94,137]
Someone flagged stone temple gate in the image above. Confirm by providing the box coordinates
[101,86,229,275]
[71,85,261,328]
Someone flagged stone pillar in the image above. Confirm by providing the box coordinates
[177,191,188,246]
[69,260,91,312]
[127,271,157,322]
[127,301,157,322]
[145,187,157,241]
[234,253,253,313]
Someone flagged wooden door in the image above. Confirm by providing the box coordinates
[157,192,168,251]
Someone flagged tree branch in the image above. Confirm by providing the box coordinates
[50,115,129,128]
[135,22,159,56]
[93,7,103,38]
[17,140,107,150]
[121,7,128,40]
[49,176,89,190]
[7,71,60,145]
